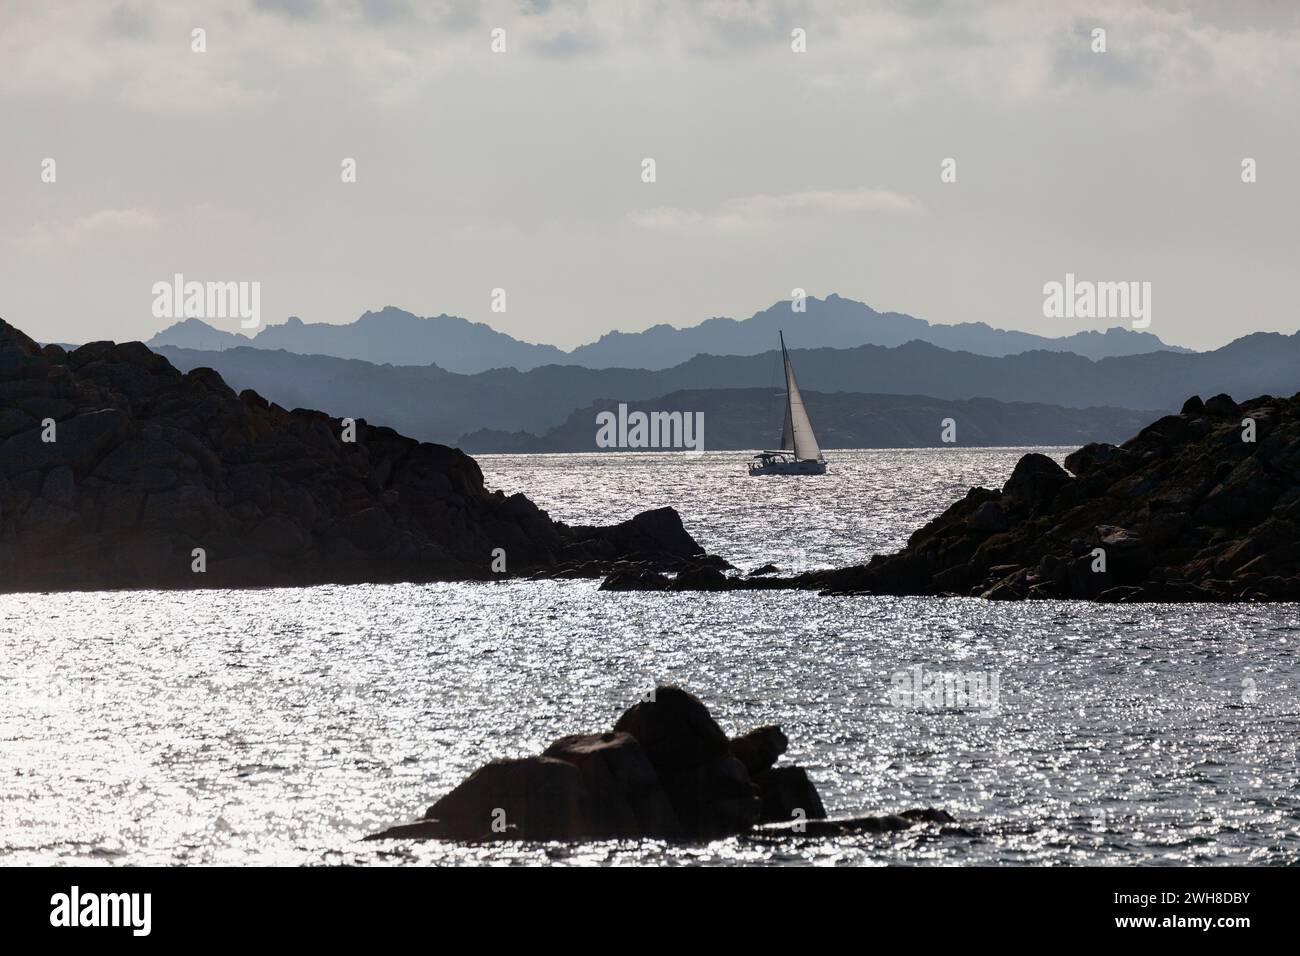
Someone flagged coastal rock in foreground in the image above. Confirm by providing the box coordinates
[0,319,711,592]
[366,686,950,843]
[811,393,1300,602]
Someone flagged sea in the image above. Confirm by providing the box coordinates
[2,448,1297,866]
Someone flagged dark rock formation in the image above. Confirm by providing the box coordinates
[613,686,730,778]
[0,319,712,592]
[611,686,763,838]
[419,756,592,841]
[541,732,682,839]
[754,766,827,824]
[660,754,762,838]
[729,724,788,777]
[365,686,945,843]
[809,393,1300,602]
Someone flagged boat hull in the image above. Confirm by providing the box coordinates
[748,458,827,476]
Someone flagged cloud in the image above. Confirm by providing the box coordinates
[103,3,153,39]
[358,0,414,25]
[3,1,1298,110]
[1049,15,1214,91]
[254,0,323,19]
[627,207,709,231]
[534,28,600,58]
[630,187,924,232]
[18,208,162,252]
[729,188,924,215]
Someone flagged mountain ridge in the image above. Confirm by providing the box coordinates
[147,294,1191,373]
[152,329,1300,449]
[456,388,1164,454]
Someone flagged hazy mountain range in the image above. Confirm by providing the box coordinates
[457,390,1162,454]
[148,294,1189,374]
[153,329,1299,449]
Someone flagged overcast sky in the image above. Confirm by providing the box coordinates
[3,0,1298,351]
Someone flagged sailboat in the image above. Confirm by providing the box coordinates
[748,331,828,475]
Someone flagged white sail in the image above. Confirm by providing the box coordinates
[781,335,821,461]
[780,396,794,451]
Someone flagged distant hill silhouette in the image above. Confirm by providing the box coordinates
[149,307,566,372]
[154,330,1299,448]
[457,389,1162,453]
[566,294,1189,368]
[148,294,1189,373]
[144,318,245,352]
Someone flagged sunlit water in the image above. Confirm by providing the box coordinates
[2,449,1298,866]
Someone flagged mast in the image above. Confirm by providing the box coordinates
[779,330,794,452]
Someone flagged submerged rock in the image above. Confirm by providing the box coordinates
[0,318,716,592]
[366,686,929,843]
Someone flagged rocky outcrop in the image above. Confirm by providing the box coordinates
[367,687,949,842]
[809,393,1300,602]
[0,319,714,592]
[728,724,788,776]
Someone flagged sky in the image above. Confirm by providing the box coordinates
[2,0,1298,351]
